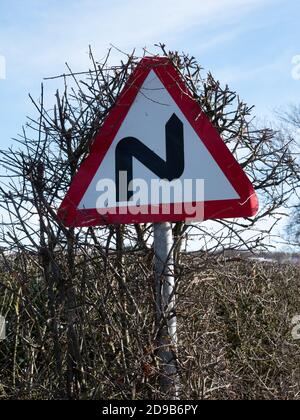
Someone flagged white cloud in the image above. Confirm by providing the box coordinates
[0,0,273,75]
[213,47,293,87]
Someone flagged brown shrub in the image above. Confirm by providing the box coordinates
[0,251,299,400]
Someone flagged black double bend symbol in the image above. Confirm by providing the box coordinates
[115,113,185,202]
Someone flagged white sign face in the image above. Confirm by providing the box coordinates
[79,70,239,211]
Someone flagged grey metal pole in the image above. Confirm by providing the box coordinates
[153,222,179,399]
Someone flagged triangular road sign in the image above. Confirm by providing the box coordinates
[58,57,258,227]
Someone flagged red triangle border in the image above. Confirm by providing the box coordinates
[58,57,259,227]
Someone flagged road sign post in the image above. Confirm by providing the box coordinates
[154,222,179,399]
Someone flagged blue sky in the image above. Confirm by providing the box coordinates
[0,0,299,148]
